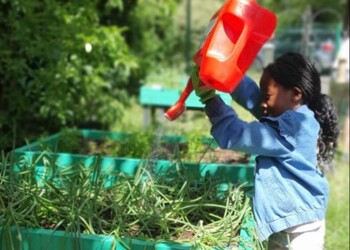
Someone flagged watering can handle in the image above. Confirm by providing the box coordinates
[164,78,194,121]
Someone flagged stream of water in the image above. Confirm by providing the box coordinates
[142,126,166,176]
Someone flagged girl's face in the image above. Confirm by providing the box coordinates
[259,71,302,117]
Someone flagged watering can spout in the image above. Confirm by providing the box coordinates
[164,79,194,121]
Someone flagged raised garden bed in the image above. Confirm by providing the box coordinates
[3,129,259,249]
[12,129,255,187]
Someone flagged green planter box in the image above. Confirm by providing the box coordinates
[1,227,115,250]
[1,215,254,250]
[12,129,255,187]
[7,129,257,250]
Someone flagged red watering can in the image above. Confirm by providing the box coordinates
[164,0,276,121]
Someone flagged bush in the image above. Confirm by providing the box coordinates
[0,0,179,150]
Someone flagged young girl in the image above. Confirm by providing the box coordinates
[192,52,339,249]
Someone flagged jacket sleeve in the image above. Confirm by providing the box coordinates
[204,96,294,157]
[230,76,262,119]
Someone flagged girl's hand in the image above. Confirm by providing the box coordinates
[191,65,216,104]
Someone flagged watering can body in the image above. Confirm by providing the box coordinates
[165,0,276,120]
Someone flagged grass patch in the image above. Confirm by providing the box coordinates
[325,153,349,249]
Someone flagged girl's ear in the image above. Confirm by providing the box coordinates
[291,87,303,103]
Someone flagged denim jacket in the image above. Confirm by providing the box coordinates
[204,76,329,241]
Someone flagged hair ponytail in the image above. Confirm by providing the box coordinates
[309,94,340,173]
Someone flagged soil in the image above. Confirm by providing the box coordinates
[198,148,250,164]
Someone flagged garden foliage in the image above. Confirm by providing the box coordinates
[0,0,178,151]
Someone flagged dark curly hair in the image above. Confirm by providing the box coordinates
[264,52,340,173]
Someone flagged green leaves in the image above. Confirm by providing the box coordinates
[0,1,139,150]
